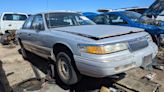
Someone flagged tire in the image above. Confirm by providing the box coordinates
[1,33,10,45]
[56,52,79,85]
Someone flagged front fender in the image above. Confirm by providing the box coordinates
[53,41,74,54]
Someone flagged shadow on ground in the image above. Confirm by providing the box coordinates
[17,49,126,92]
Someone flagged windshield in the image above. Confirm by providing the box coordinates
[45,13,95,28]
[122,11,150,22]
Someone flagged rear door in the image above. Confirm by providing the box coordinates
[20,16,34,51]
[1,13,27,31]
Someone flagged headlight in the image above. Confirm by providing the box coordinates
[78,43,128,54]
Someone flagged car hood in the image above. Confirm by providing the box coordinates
[53,25,143,40]
[144,0,164,16]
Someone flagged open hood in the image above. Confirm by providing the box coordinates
[144,0,164,17]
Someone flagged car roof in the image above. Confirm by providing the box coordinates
[101,11,122,15]
[102,11,135,15]
[34,10,80,15]
[82,12,98,15]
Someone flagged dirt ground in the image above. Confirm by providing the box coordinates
[0,44,164,92]
[0,45,45,86]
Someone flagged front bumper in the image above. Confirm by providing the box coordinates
[74,42,158,78]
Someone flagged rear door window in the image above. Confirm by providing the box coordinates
[3,14,27,21]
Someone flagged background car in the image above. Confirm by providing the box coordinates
[84,11,164,47]
[0,12,28,45]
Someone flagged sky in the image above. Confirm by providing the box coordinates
[0,0,155,14]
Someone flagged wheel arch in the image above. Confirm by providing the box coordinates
[52,43,74,57]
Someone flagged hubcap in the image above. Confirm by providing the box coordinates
[58,58,70,80]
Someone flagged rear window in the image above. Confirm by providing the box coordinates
[3,14,27,21]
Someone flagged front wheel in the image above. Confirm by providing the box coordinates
[56,52,80,85]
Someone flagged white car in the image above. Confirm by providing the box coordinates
[0,12,28,34]
[0,12,28,44]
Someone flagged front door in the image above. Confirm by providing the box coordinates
[28,14,50,57]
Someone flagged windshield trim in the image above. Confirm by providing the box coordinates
[45,13,95,29]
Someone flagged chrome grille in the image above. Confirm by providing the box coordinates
[128,37,148,52]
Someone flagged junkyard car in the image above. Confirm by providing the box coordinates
[17,11,158,85]
[0,12,28,44]
[89,11,164,47]
[83,0,164,47]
